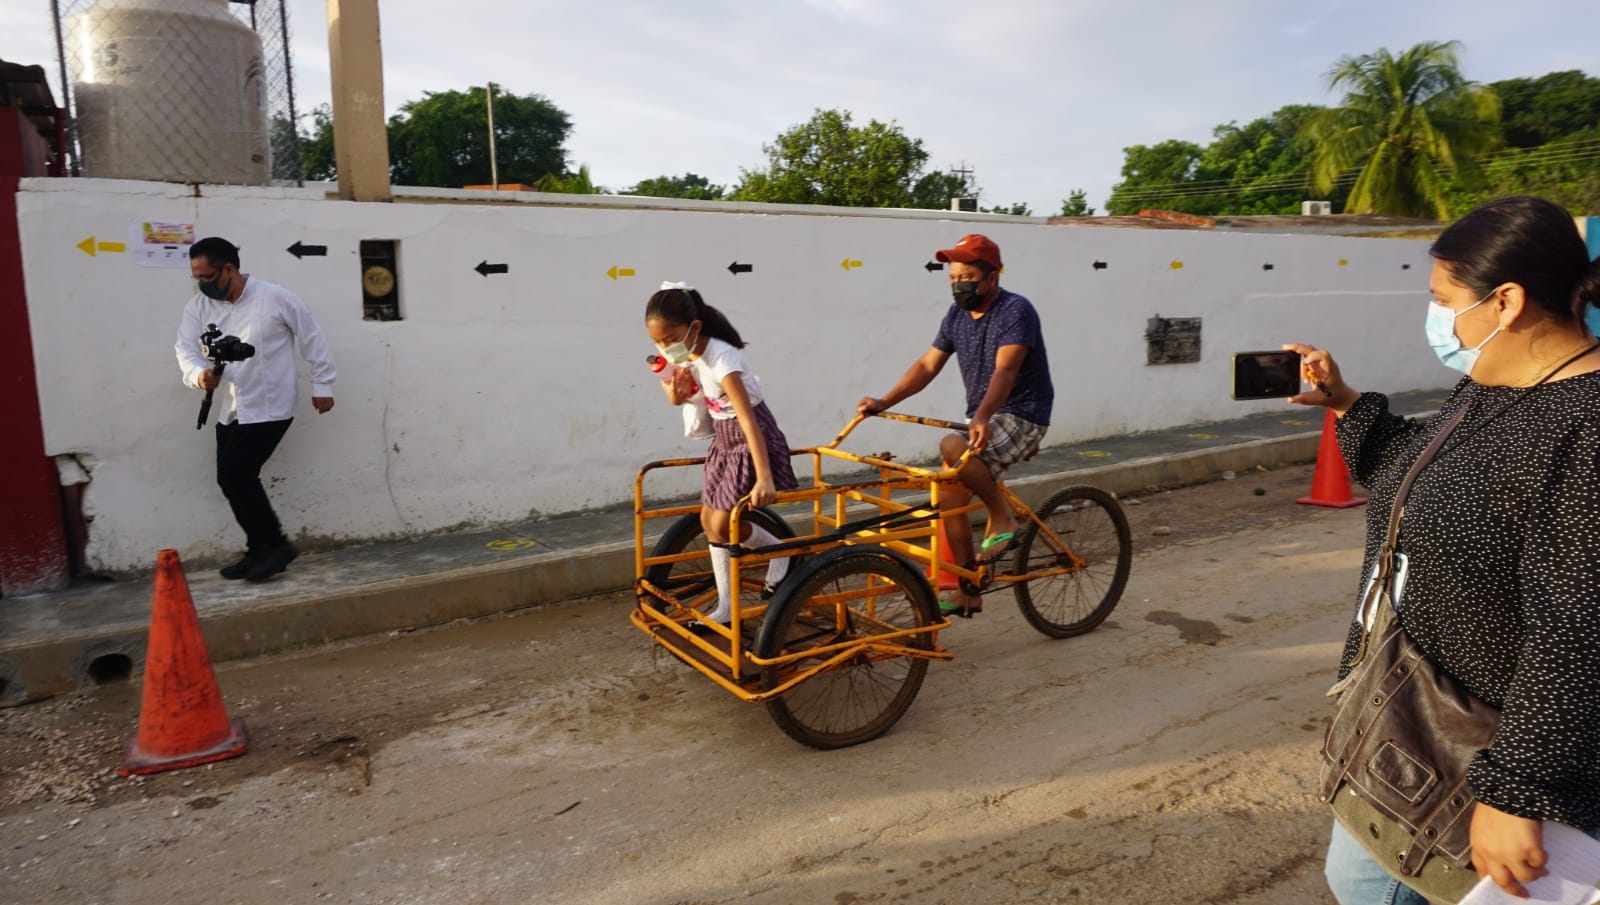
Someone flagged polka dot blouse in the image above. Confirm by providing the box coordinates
[1336,374,1600,830]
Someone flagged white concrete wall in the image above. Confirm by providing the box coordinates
[16,179,1451,571]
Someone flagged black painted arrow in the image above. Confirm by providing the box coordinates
[1263,263,1275,271]
[1401,263,1411,270]
[924,261,943,272]
[728,261,753,275]
[1092,260,1108,270]
[287,240,327,259]
[475,260,509,277]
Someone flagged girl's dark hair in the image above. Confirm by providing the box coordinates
[644,288,745,349]
[1430,195,1600,323]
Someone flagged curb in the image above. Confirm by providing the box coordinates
[0,431,1320,706]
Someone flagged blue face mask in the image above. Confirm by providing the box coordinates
[1425,293,1499,375]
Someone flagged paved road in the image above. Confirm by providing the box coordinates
[1,464,1358,904]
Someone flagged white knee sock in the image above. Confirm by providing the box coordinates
[708,544,733,624]
[744,524,791,587]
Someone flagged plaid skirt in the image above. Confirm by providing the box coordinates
[703,401,798,511]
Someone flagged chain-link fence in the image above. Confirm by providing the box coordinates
[50,0,303,185]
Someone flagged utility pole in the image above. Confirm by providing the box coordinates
[949,161,975,190]
[326,0,392,201]
[486,82,498,191]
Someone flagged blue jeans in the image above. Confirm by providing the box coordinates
[1325,820,1432,905]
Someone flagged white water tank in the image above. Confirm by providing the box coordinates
[68,0,270,184]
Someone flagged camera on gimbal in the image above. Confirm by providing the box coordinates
[199,324,255,364]
[194,324,256,429]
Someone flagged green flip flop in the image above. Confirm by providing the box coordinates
[977,531,1018,564]
[938,596,982,618]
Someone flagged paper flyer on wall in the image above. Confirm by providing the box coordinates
[132,220,195,268]
[1456,822,1600,905]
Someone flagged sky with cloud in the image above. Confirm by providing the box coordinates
[4,0,1595,213]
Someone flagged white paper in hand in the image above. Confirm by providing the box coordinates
[1456,822,1600,905]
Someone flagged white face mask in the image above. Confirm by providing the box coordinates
[659,324,699,366]
[1425,293,1499,375]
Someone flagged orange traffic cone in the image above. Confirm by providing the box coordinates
[120,549,247,776]
[927,519,961,591]
[1297,408,1368,509]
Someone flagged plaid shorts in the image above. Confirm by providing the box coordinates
[953,412,1047,481]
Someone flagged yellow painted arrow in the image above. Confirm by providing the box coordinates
[1169,260,1184,270]
[76,236,127,257]
[840,258,862,271]
[606,265,637,281]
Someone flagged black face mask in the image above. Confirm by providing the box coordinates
[951,280,986,311]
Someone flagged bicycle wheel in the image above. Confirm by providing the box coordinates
[1012,485,1132,638]
[755,548,936,749]
[643,508,796,610]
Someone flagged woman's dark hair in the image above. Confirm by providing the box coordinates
[644,287,745,349]
[1430,195,1600,322]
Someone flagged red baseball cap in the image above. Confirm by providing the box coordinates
[935,234,1002,270]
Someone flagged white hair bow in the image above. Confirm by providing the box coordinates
[660,280,695,291]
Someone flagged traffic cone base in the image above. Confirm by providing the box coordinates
[1297,408,1368,509]
[120,719,247,776]
[119,549,249,777]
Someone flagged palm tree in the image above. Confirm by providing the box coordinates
[533,163,602,194]
[1306,41,1500,218]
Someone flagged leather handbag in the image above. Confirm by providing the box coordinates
[1317,406,1498,905]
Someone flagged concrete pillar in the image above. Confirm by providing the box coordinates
[326,0,392,202]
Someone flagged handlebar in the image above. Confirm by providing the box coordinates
[828,410,978,472]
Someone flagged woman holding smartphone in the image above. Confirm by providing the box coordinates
[1290,195,1600,905]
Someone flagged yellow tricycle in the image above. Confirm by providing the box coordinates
[629,411,1132,749]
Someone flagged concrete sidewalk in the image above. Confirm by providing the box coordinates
[0,390,1444,706]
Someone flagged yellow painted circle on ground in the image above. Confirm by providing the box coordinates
[486,537,538,551]
[363,265,396,297]
[1188,432,1219,440]
[1281,418,1311,426]
[1076,450,1113,458]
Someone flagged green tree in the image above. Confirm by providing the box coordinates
[731,108,954,208]
[532,163,606,194]
[623,173,725,200]
[1104,106,1334,216]
[387,87,572,188]
[1104,140,1204,214]
[298,104,336,182]
[1305,41,1500,218]
[981,202,1032,216]
[910,170,978,209]
[1492,70,1600,148]
[1058,190,1094,217]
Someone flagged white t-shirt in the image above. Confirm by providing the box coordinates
[686,337,764,420]
[175,277,337,424]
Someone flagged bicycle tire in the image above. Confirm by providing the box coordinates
[1011,485,1132,638]
[755,547,936,749]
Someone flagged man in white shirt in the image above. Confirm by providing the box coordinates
[175,237,337,582]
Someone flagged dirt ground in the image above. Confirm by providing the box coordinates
[0,462,1368,904]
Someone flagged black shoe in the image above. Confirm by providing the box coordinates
[244,543,298,583]
[219,553,257,580]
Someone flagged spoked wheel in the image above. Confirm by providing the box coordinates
[642,508,796,613]
[1011,485,1132,638]
[755,548,937,749]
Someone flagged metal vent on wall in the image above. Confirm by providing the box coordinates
[1146,316,1201,365]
